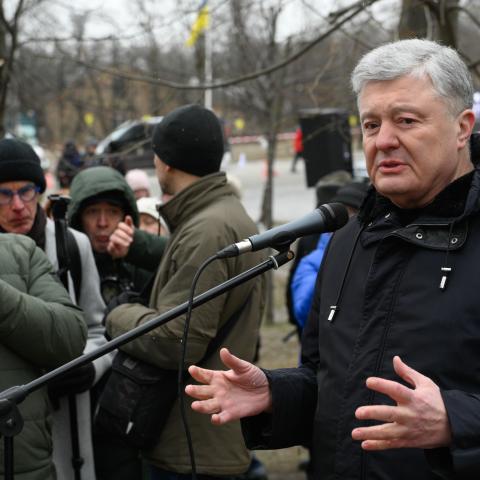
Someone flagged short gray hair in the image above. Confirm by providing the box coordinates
[351,39,473,114]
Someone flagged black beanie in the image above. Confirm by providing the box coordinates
[152,104,224,176]
[0,138,46,192]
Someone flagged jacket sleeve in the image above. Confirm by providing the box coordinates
[106,225,231,369]
[242,276,322,449]
[126,228,167,272]
[425,390,480,479]
[73,229,111,382]
[291,249,322,329]
[241,365,318,449]
[0,241,87,368]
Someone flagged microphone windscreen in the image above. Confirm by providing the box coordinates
[318,202,349,231]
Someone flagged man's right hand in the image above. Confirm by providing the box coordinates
[186,348,272,425]
[107,215,134,259]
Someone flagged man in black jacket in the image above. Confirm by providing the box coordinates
[185,39,480,480]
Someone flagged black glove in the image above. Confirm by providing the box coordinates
[48,361,96,401]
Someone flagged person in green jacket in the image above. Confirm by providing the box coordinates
[106,104,266,480]
[0,233,87,480]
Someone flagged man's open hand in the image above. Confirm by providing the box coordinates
[352,356,452,450]
[186,348,272,425]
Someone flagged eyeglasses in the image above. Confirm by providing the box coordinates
[0,184,40,205]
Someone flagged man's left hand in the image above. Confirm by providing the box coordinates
[352,356,452,450]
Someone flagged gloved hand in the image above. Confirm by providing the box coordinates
[48,361,96,400]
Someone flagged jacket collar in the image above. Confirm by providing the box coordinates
[159,172,235,232]
[358,167,479,227]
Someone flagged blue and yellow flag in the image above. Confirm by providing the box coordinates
[185,0,209,47]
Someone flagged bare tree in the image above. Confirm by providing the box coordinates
[0,0,25,136]
[223,0,292,324]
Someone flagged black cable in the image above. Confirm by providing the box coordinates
[177,253,220,480]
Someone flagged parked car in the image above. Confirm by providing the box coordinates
[95,116,163,171]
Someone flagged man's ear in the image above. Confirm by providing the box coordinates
[457,109,476,149]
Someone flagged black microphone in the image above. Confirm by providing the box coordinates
[217,202,349,258]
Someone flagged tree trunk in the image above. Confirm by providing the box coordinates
[399,0,460,48]
[398,0,428,39]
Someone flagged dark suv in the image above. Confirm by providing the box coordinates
[95,116,163,171]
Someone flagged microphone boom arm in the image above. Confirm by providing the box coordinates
[0,250,294,410]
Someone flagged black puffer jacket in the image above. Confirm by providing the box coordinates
[244,167,480,480]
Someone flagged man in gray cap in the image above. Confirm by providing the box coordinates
[106,104,266,480]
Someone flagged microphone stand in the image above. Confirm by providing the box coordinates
[0,249,294,479]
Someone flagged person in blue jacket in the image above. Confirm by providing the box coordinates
[291,181,368,332]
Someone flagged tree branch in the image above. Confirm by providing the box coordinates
[47,0,379,91]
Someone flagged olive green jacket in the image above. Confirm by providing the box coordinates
[0,234,87,480]
[107,172,265,476]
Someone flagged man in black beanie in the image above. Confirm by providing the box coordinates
[0,137,108,480]
[105,104,266,480]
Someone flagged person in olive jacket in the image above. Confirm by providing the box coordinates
[106,104,265,479]
[0,233,87,480]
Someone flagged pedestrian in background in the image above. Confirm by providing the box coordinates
[137,196,169,236]
[290,126,303,173]
[126,168,151,200]
[56,140,84,187]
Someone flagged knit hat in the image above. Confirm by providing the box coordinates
[331,181,369,210]
[152,104,224,176]
[137,197,170,234]
[136,196,160,220]
[0,138,46,192]
[125,169,151,193]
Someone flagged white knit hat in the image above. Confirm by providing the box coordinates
[136,197,160,220]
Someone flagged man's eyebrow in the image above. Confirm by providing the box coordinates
[360,104,426,121]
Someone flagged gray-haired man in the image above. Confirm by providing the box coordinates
[186,39,480,480]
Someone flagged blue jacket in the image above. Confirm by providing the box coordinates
[291,233,331,329]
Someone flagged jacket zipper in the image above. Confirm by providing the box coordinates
[360,246,410,480]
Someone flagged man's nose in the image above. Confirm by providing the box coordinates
[97,212,108,226]
[10,193,25,210]
[375,122,400,151]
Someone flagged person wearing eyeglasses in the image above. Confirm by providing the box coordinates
[0,137,108,480]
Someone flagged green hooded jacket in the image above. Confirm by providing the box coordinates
[68,166,167,299]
